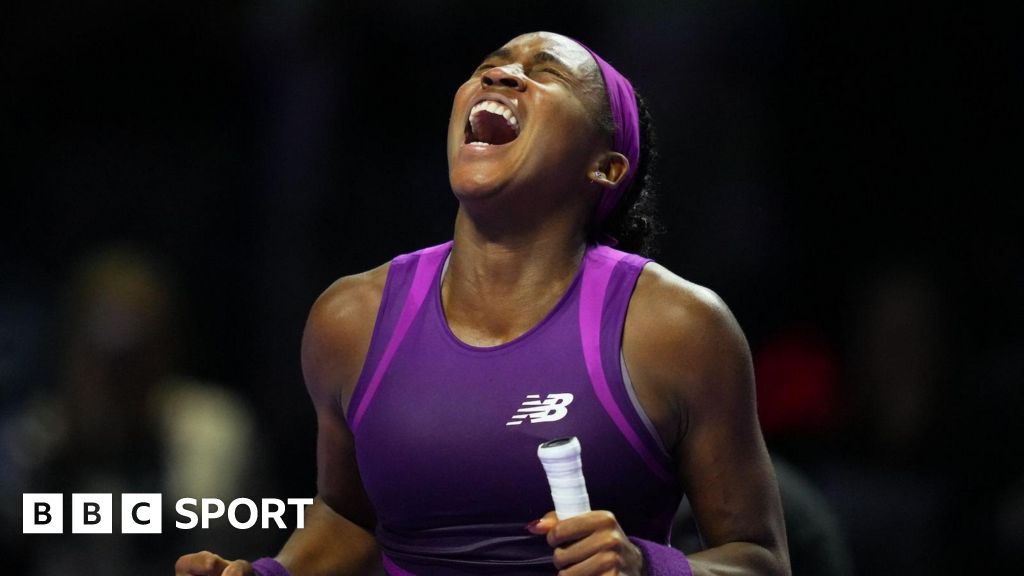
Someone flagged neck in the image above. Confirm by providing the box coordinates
[450,203,588,279]
[441,208,588,346]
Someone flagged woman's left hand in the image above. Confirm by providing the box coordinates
[528,510,645,575]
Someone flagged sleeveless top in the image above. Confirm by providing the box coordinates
[346,241,682,575]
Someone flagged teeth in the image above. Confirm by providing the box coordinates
[469,100,520,133]
[470,100,512,117]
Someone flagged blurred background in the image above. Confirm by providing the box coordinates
[1,1,1020,574]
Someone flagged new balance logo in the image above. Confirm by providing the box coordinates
[505,393,574,426]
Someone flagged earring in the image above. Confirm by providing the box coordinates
[592,170,606,180]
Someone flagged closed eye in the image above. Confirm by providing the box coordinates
[533,67,567,80]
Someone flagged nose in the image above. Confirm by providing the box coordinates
[481,65,526,91]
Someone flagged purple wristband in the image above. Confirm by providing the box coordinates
[629,537,693,576]
[251,557,291,576]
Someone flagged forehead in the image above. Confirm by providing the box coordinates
[491,32,597,75]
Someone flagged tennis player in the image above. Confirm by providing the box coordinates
[176,31,790,576]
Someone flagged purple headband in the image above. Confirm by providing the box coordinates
[571,39,640,232]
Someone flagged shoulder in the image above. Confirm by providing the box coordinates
[628,262,745,359]
[301,262,391,410]
[306,263,391,339]
[624,262,754,434]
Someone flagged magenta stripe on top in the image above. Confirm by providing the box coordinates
[349,242,451,432]
[579,247,673,483]
[382,554,416,576]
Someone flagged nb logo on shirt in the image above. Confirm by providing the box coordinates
[505,393,574,426]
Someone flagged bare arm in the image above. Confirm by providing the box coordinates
[531,265,790,575]
[627,264,790,576]
[176,267,389,576]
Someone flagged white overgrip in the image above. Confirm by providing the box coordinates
[537,437,591,519]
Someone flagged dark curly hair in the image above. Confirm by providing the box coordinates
[587,90,661,256]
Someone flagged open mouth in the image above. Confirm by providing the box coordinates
[464,100,520,146]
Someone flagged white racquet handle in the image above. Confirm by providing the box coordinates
[537,436,591,519]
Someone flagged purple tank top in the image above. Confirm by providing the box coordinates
[347,241,681,575]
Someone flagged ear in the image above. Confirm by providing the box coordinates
[588,152,630,188]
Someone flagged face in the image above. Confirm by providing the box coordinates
[447,32,608,207]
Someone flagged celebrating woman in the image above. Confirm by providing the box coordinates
[177,31,790,576]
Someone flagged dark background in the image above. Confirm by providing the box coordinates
[2,1,1020,574]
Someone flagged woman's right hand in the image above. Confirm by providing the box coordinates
[174,551,254,576]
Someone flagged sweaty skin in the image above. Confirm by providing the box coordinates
[176,32,790,576]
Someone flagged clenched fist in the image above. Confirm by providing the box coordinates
[528,510,645,575]
[175,551,254,576]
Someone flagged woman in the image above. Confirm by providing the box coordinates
[177,31,790,576]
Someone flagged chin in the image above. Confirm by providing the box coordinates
[450,183,506,206]
[449,168,509,201]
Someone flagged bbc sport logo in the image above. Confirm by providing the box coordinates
[23,493,314,534]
